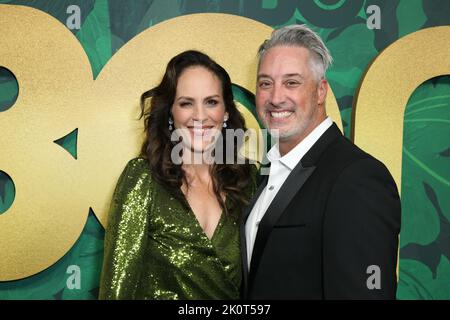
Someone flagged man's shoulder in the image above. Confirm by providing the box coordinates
[320,134,390,176]
[326,134,374,162]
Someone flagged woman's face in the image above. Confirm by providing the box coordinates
[171,66,228,155]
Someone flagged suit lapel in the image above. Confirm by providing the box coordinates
[246,123,343,293]
[248,163,316,290]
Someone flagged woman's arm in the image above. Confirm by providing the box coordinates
[98,158,153,300]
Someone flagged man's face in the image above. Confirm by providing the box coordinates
[256,46,327,149]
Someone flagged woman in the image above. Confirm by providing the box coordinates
[99,50,256,299]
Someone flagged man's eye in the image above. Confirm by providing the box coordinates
[286,81,300,87]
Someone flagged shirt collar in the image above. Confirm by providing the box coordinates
[267,117,333,171]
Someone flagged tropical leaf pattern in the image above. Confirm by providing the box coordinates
[398,76,450,299]
[0,0,449,299]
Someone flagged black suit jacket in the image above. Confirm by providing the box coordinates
[241,123,401,299]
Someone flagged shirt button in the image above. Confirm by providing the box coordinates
[268,185,274,190]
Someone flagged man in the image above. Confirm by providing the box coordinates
[242,25,401,299]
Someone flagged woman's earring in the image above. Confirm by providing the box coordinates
[223,117,228,128]
[168,118,174,131]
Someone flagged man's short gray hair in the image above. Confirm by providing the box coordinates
[258,24,333,81]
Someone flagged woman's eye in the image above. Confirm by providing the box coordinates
[180,102,191,107]
[207,99,218,106]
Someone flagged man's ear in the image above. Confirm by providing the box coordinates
[317,79,328,106]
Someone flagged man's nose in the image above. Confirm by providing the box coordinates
[270,84,285,106]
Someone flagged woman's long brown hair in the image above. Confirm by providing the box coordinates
[140,50,253,214]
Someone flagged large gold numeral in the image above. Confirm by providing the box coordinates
[0,5,93,281]
[0,5,341,280]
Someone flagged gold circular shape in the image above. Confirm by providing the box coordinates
[86,13,343,226]
[87,13,342,226]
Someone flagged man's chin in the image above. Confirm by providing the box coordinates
[268,127,288,138]
[269,127,303,141]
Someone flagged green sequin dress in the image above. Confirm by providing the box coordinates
[99,157,255,300]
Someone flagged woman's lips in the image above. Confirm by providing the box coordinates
[187,126,216,136]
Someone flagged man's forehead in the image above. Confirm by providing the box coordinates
[257,72,305,79]
[260,46,310,65]
[262,45,310,58]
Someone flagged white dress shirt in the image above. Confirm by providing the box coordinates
[245,117,333,269]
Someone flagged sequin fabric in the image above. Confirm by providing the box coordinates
[99,158,255,300]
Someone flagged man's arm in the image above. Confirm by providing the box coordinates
[323,157,401,299]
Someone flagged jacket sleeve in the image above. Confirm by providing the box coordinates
[98,158,153,300]
[323,158,401,299]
